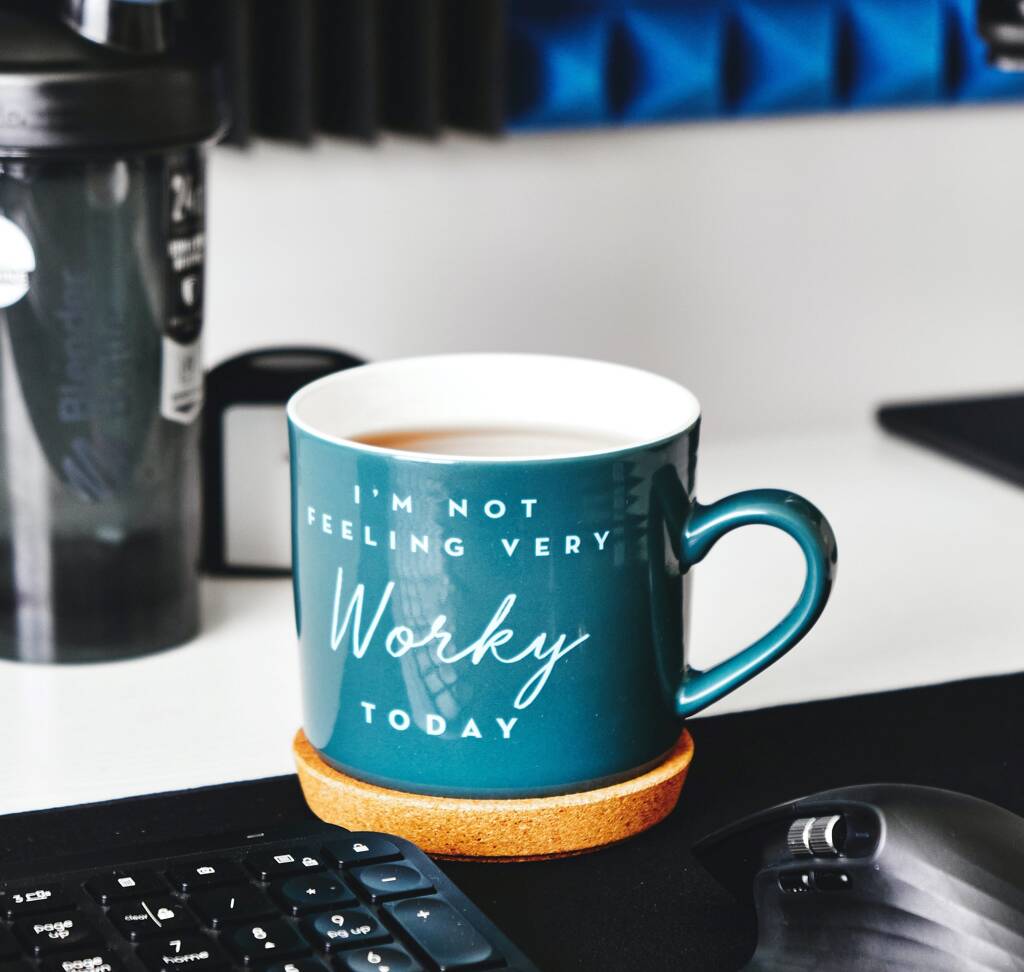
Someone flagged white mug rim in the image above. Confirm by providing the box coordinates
[286,353,702,464]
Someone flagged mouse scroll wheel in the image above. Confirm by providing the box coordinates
[787,815,845,857]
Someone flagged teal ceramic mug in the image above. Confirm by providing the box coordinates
[288,354,837,798]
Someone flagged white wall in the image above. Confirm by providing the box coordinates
[206,102,1024,442]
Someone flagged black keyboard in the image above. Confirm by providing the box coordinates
[0,819,538,972]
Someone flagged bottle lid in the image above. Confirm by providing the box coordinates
[0,9,226,158]
[63,0,174,56]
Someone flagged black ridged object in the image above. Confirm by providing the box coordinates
[318,0,379,140]
[251,0,317,143]
[979,0,1024,68]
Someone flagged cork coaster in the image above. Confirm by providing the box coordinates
[293,729,694,861]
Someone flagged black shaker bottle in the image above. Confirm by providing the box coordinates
[0,7,225,661]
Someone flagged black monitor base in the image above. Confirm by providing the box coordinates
[878,392,1024,488]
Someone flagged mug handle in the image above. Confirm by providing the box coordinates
[675,489,837,718]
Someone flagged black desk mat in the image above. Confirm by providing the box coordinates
[3,671,1021,971]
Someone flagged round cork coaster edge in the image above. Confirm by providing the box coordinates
[293,729,694,861]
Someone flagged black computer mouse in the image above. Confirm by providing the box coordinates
[693,784,1024,971]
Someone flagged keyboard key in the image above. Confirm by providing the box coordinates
[0,962,33,972]
[335,946,424,972]
[246,849,325,882]
[323,838,401,869]
[86,871,165,906]
[384,898,500,971]
[41,951,122,972]
[0,928,18,957]
[265,962,328,972]
[302,909,389,951]
[166,861,247,894]
[348,865,433,904]
[1,885,70,919]
[272,874,355,916]
[190,886,275,929]
[15,913,99,957]
[225,921,310,965]
[107,898,195,941]
[137,934,229,972]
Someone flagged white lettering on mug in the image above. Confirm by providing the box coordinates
[448,497,540,520]
[496,717,518,739]
[358,703,519,741]
[331,570,395,658]
[330,569,588,709]
[307,493,620,559]
[426,714,446,735]
[388,709,411,731]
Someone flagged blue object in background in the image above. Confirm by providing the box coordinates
[507,8,612,129]
[614,3,725,122]
[841,0,944,107]
[504,0,1024,132]
[729,0,836,114]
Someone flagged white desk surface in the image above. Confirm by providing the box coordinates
[2,427,1022,817]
